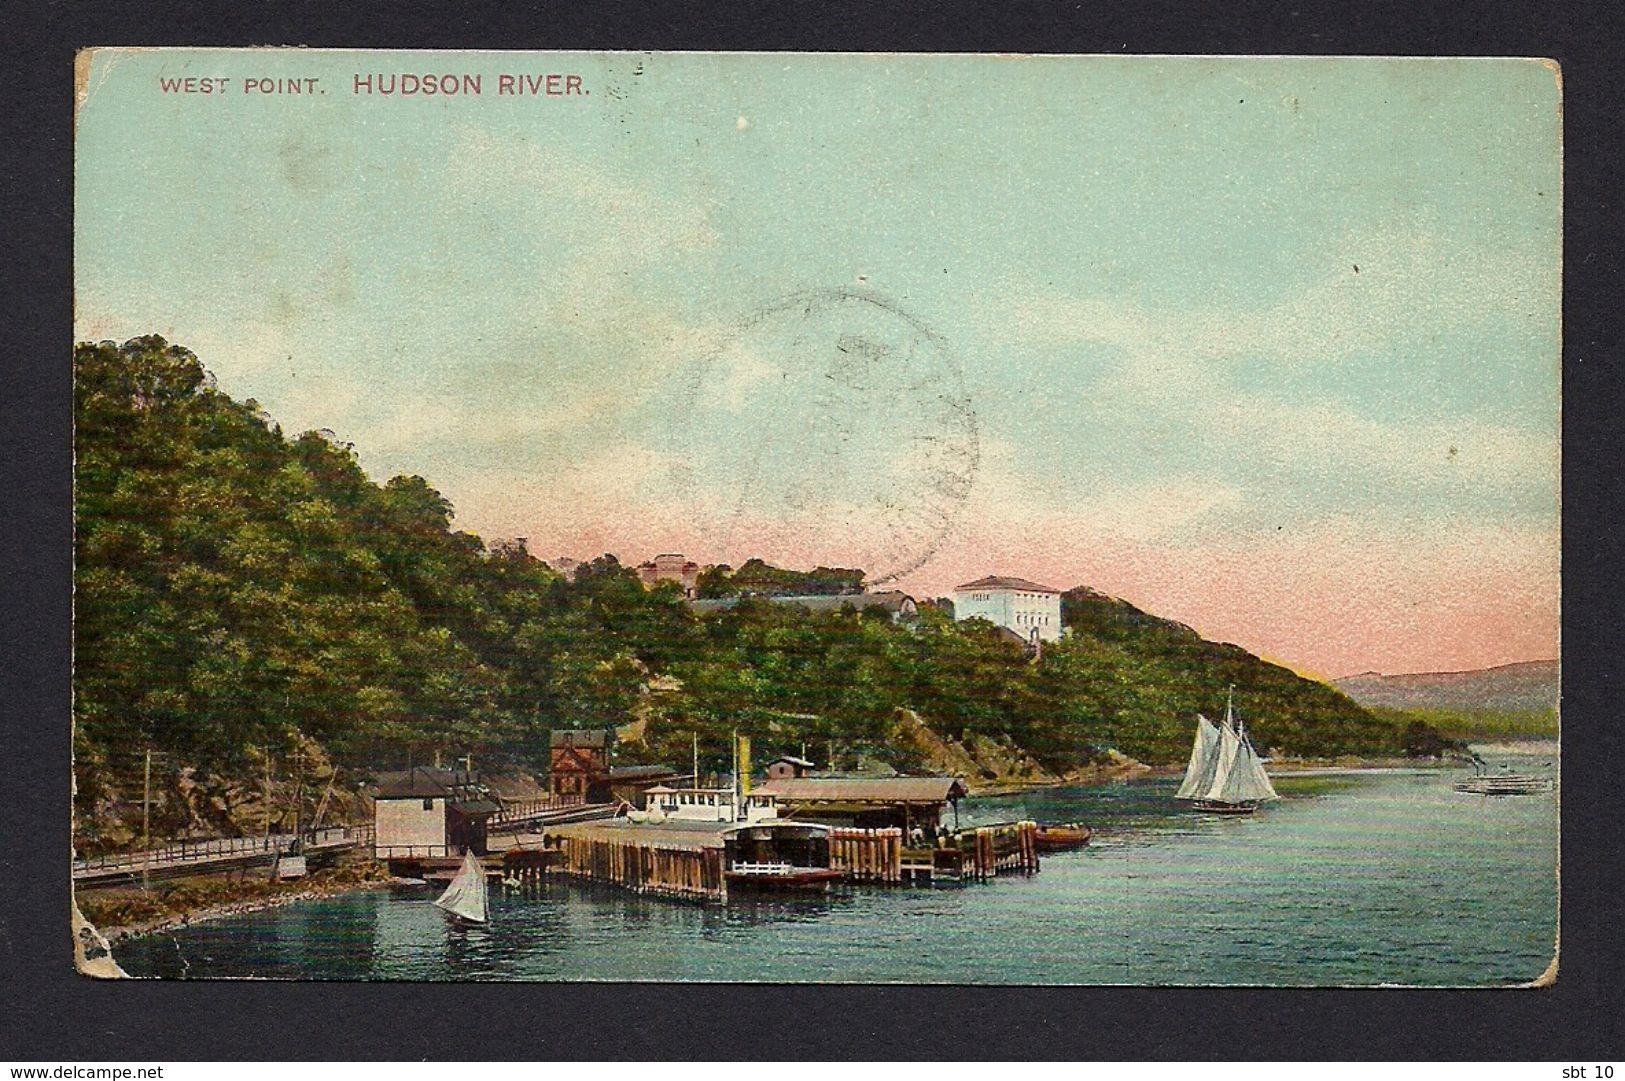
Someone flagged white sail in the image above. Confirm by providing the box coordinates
[1232,727,1280,802]
[433,851,489,924]
[1175,714,1224,799]
[1203,722,1242,802]
[1207,724,1279,804]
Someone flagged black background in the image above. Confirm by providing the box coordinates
[3,0,1621,1061]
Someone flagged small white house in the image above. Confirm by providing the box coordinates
[951,575,1064,643]
[372,767,500,858]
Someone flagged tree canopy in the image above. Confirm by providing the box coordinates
[74,337,1435,817]
[695,559,866,598]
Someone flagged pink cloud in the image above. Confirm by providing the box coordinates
[470,471,1557,678]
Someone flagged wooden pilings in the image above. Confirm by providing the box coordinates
[502,847,550,885]
[980,819,1040,877]
[828,827,903,883]
[828,822,1040,884]
[947,820,1043,882]
[542,835,724,901]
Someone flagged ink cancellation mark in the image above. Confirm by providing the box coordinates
[675,288,980,586]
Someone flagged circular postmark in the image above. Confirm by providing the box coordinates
[669,287,979,586]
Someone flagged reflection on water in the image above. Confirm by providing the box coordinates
[116,750,1558,985]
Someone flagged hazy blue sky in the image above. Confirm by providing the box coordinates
[75,51,1560,676]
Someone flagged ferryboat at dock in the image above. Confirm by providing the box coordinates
[721,822,844,893]
[641,784,779,824]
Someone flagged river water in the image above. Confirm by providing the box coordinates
[115,747,1558,985]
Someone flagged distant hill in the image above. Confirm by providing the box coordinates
[1334,660,1558,713]
[1055,587,1439,763]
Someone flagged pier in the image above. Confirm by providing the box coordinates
[73,824,376,887]
[533,820,729,900]
[542,821,726,901]
[831,822,1042,884]
[514,817,1043,902]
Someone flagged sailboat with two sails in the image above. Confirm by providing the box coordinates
[1175,688,1279,814]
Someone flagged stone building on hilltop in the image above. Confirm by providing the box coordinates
[636,553,701,598]
[950,575,1063,645]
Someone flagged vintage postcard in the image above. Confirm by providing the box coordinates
[72,49,1560,984]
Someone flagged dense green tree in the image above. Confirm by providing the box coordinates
[696,558,865,598]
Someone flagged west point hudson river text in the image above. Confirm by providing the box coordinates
[157,74,588,98]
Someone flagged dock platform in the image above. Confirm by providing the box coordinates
[524,817,1043,902]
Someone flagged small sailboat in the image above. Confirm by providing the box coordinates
[433,851,490,925]
[1175,688,1279,814]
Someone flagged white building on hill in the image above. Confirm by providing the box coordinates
[951,575,1063,644]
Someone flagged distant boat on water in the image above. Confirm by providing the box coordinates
[433,851,490,924]
[1453,754,1553,796]
[1175,688,1279,814]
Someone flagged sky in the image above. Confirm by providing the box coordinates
[74,50,1561,678]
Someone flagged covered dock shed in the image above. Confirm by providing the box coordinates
[753,775,969,832]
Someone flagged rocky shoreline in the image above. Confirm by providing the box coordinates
[963,754,1153,796]
[79,859,394,946]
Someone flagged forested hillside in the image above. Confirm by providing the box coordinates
[74,337,1441,840]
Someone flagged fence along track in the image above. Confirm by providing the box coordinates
[73,824,375,884]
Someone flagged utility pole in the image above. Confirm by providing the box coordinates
[141,748,152,892]
[692,731,699,788]
[264,748,274,842]
[291,743,304,843]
